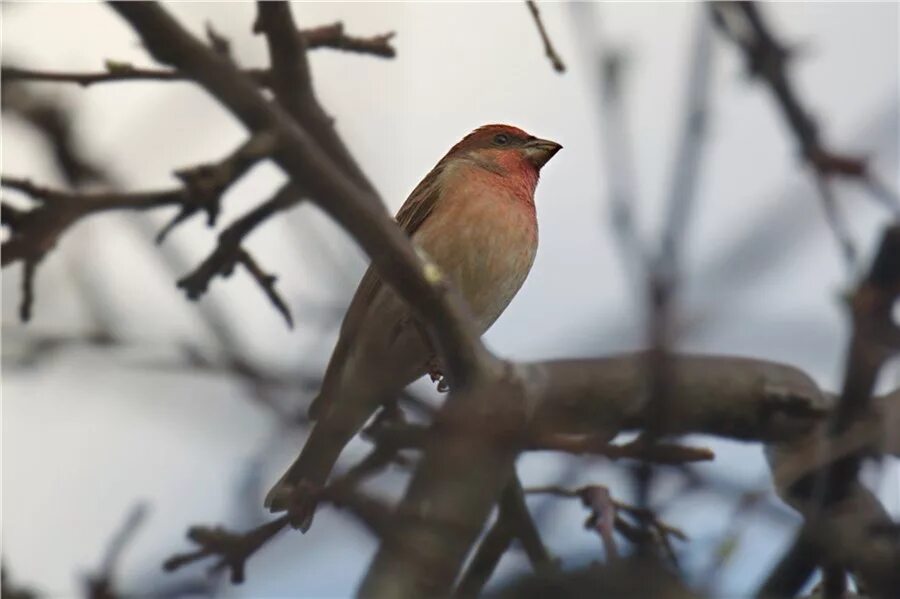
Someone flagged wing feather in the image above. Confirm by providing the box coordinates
[308,164,444,418]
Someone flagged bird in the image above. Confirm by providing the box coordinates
[264,124,561,531]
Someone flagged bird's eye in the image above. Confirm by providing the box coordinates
[493,133,510,146]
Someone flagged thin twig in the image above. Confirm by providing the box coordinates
[0,24,394,88]
[525,0,566,73]
[177,183,303,327]
[525,485,686,565]
[525,1,566,73]
[1,132,277,321]
[85,504,149,599]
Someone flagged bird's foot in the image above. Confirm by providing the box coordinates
[427,359,449,393]
[275,479,321,532]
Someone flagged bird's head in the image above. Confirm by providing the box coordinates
[446,124,562,174]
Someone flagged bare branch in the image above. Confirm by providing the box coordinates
[1,562,40,599]
[176,183,303,327]
[525,485,686,566]
[2,63,266,87]
[524,1,566,73]
[254,1,378,197]
[110,1,492,386]
[83,504,148,599]
[164,407,405,581]
[762,224,900,596]
[531,434,714,464]
[454,478,554,597]
[2,132,276,320]
[300,22,396,57]
[710,2,900,265]
[368,421,714,464]
[163,516,289,584]
[0,23,394,87]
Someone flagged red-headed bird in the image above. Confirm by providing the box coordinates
[265,124,561,530]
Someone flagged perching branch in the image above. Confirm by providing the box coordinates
[110,1,494,387]
[366,420,715,465]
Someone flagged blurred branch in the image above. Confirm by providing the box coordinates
[710,2,900,265]
[1,132,276,320]
[584,7,714,553]
[761,479,900,599]
[300,22,396,58]
[1,563,40,599]
[532,434,714,464]
[637,11,713,551]
[84,504,148,599]
[0,23,394,87]
[526,485,686,567]
[454,478,555,597]
[165,406,404,582]
[2,63,266,87]
[1,82,106,184]
[163,515,289,584]
[525,1,566,73]
[761,224,900,597]
[367,420,715,464]
[176,182,304,328]
[493,558,699,599]
[360,352,827,596]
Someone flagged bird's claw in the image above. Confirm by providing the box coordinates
[427,359,449,393]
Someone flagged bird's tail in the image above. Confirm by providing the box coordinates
[264,390,377,532]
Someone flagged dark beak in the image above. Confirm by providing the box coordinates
[524,137,562,168]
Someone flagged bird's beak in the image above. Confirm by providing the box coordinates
[523,137,562,169]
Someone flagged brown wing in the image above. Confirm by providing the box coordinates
[307,164,444,418]
[344,162,444,322]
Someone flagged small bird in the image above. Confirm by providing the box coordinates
[265,124,561,530]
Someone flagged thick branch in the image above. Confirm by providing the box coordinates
[367,421,714,464]
[528,352,828,442]
[359,352,828,597]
